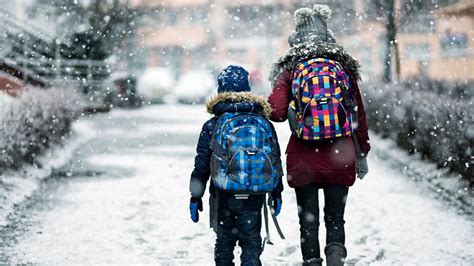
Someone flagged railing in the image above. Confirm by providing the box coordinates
[0,7,55,43]
[0,8,110,90]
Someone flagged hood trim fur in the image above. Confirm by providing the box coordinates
[206,92,272,118]
[269,41,361,85]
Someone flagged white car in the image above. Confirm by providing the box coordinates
[138,68,175,103]
[174,70,215,104]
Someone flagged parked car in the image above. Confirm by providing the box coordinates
[138,68,174,103]
[174,70,215,104]
[104,75,143,109]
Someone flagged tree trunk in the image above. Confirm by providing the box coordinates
[383,0,396,83]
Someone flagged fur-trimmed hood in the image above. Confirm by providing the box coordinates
[269,41,361,85]
[206,92,272,118]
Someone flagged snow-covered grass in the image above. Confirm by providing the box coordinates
[0,92,17,106]
[363,80,473,181]
[0,87,85,226]
[0,120,94,226]
[369,134,472,215]
[0,87,83,169]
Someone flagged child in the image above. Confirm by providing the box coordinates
[189,65,284,265]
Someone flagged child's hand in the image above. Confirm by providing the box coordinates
[271,193,282,216]
[189,197,203,223]
[274,197,282,216]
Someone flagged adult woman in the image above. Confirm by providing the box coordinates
[267,4,371,266]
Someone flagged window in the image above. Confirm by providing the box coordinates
[440,31,468,57]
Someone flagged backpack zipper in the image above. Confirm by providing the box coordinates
[227,148,273,185]
[302,96,350,125]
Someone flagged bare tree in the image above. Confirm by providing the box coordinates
[29,0,146,61]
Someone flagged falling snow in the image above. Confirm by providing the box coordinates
[0,0,473,265]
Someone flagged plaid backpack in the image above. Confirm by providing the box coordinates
[210,112,283,194]
[289,58,355,140]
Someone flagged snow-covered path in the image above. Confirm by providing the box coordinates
[0,105,472,265]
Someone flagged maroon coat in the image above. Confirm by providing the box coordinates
[268,69,371,187]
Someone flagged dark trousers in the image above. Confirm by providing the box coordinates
[295,184,349,261]
[214,193,264,266]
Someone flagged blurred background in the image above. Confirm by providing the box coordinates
[1,0,472,100]
[0,1,473,264]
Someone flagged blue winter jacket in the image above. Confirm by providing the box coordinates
[189,92,284,200]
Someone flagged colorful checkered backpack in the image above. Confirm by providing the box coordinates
[210,112,283,194]
[289,58,355,140]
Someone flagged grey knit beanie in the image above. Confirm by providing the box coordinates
[288,4,335,47]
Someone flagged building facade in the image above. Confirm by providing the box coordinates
[134,0,297,81]
[346,0,473,81]
[133,0,473,83]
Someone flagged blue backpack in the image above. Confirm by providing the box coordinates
[210,112,283,194]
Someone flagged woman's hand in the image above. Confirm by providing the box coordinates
[356,157,369,179]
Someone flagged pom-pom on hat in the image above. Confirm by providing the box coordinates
[289,4,335,46]
[217,65,251,94]
[312,4,332,22]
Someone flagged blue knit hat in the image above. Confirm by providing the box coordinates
[217,65,251,94]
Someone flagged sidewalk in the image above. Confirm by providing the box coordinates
[1,104,472,265]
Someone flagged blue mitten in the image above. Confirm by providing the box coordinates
[189,197,203,223]
[271,194,282,216]
[274,197,282,216]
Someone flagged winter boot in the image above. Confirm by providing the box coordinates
[324,242,347,266]
[303,258,323,266]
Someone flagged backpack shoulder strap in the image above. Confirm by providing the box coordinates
[262,194,273,250]
[268,193,285,240]
[333,70,363,158]
[262,193,285,251]
[210,114,232,156]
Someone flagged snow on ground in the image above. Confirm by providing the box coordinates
[0,91,17,107]
[0,104,472,265]
[0,120,95,227]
